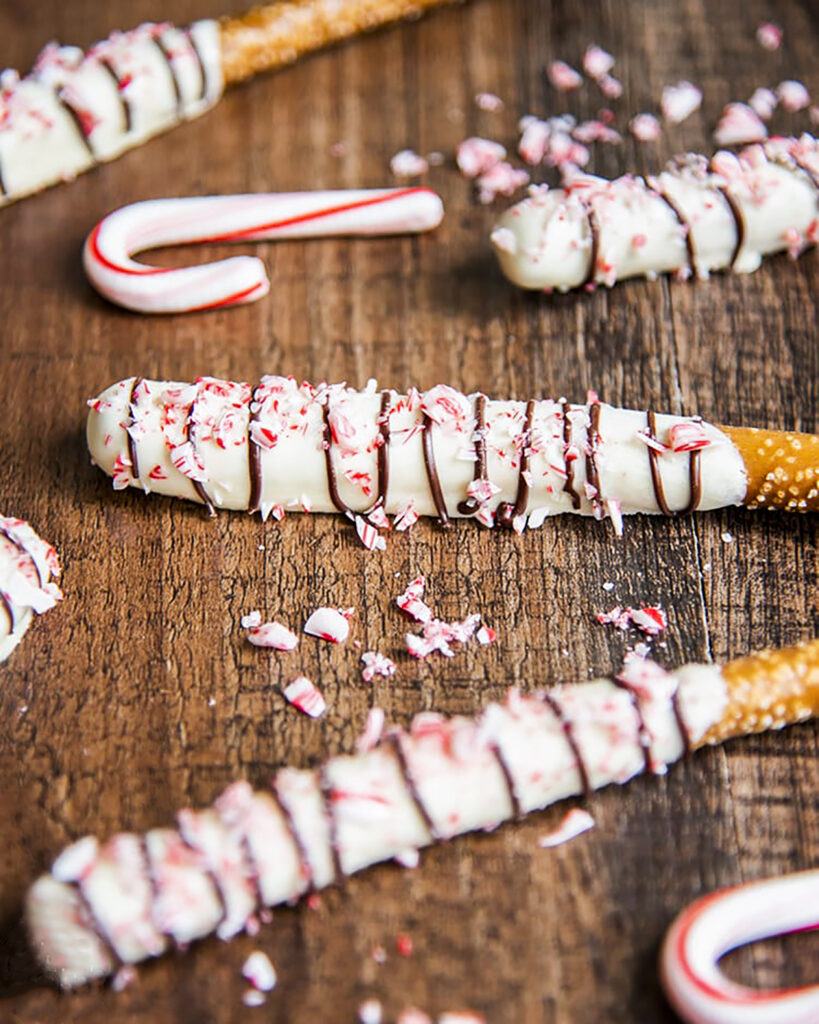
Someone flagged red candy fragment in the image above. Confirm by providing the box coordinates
[303,607,351,643]
[283,676,326,718]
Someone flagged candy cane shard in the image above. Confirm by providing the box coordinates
[491,135,819,291]
[660,870,819,1024]
[86,376,819,532]
[83,188,444,314]
[0,1,455,208]
[0,516,62,664]
[25,640,819,988]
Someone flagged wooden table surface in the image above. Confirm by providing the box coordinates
[0,1,816,1021]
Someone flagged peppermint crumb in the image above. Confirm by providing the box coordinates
[721,531,734,543]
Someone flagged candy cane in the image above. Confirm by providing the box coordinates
[86,376,819,533]
[83,187,444,314]
[25,641,819,988]
[492,134,819,292]
[661,871,819,1024]
[0,2,455,208]
[0,515,62,664]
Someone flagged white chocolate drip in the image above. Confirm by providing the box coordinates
[0,516,62,663]
[0,21,223,206]
[86,376,748,531]
[26,662,728,988]
[491,135,819,290]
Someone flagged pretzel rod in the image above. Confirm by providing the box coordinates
[0,1,455,208]
[25,640,818,988]
[0,516,62,664]
[86,376,818,536]
[491,135,819,292]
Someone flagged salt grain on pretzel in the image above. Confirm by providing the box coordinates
[26,641,819,988]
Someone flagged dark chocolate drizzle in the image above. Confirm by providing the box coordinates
[611,680,652,774]
[497,399,536,528]
[539,692,591,799]
[237,832,265,911]
[0,591,16,632]
[714,180,745,269]
[560,400,582,509]
[99,58,132,133]
[54,93,96,156]
[271,776,315,892]
[585,401,602,510]
[656,186,698,278]
[671,688,692,759]
[645,410,702,516]
[422,413,451,527]
[247,383,263,514]
[457,394,488,516]
[0,158,6,196]
[152,35,183,112]
[386,733,439,841]
[490,742,522,818]
[322,403,352,515]
[582,202,601,287]
[186,389,215,515]
[362,390,392,516]
[176,827,229,932]
[184,27,209,102]
[318,765,343,883]
[126,376,142,484]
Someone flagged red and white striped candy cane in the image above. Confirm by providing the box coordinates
[83,187,444,314]
[660,870,819,1024]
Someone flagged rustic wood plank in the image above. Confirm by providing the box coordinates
[0,0,815,1021]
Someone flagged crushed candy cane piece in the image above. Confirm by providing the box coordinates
[597,73,622,99]
[547,60,583,92]
[776,80,810,112]
[490,226,517,255]
[602,581,615,592]
[304,607,350,643]
[283,676,326,718]
[355,515,387,552]
[475,91,504,111]
[390,150,429,177]
[628,606,668,636]
[247,620,299,651]
[668,421,710,452]
[538,808,596,848]
[241,610,262,629]
[714,103,767,146]
[242,951,277,992]
[476,625,496,645]
[396,577,432,623]
[361,651,397,683]
[242,989,266,1007]
[438,1015,486,1024]
[572,119,621,144]
[662,81,702,124]
[518,117,551,164]
[356,707,386,753]
[371,944,387,964]
[756,22,783,50]
[112,965,138,992]
[398,1010,432,1024]
[52,836,99,883]
[394,500,420,532]
[721,531,734,543]
[396,933,414,957]
[394,848,420,868]
[582,44,614,79]
[455,137,506,178]
[359,999,383,1024]
[476,162,530,204]
[748,87,777,120]
[630,113,661,142]
[406,613,481,659]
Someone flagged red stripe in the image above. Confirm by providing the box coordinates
[188,279,267,312]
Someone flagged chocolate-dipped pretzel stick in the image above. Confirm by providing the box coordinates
[0,516,62,664]
[491,135,819,292]
[0,1,455,207]
[26,640,819,988]
[86,376,818,533]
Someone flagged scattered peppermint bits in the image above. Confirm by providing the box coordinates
[355,514,387,552]
[721,531,734,543]
[547,60,583,92]
[777,80,811,113]
[438,1015,487,1024]
[242,951,277,992]
[582,44,615,80]
[748,87,777,121]
[394,847,421,868]
[396,576,433,624]
[455,137,507,178]
[662,81,702,124]
[357,707,386,753]
[475,91,504,111]
[596,605,668,636]
[629,113,661,142]
[475,161,530,204]
[111,965,138,992]
[390,150,429,177]
[538,808,596,848]
[406,613,482,660]
[242,989,266,1008]
[359,998,384,1024]
[303,606,351,643]
[246,620,299,651]
[283,676,327,718]
[756,22,783,51]
[714,102,767,146]
[476,625,496,646]
[396,933,414,957]
[361,651,397,682]
[397,1010,432,1024]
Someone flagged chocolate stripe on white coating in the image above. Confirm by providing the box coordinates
[712,181,745,270]
[318,764,343,883]
[54,92,96,156]
[270,777,315,892]
[248,382,263,514]
[497,398,536,528]
[539,692,592,798]
[126,377,142,483]
[98,58,132,134]
[422,413,450,527]
[185,389,215,515]
[655,186,698,278]
[611,680,652,774]
[490,742,522,819]
[457,393,488,516]
[184,27,209,102]
[386,732,439,841]
[152,36,183,113]
[561,400,582,510]
[362,390,392,516]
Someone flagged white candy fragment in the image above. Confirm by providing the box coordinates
[361,651,397,682]
[777,80,811,113]
[359,998,384,1024]
[582,45,615,80]
[662,81,702,124]
[756,22,783,50]
[283,676,326,718]
[714,103,767,146]
[630,113,661,142]
[547,60,583,92]
[303,607,350,643]
[538,808,596,847]
[475,92,504,111]
[748,87,777,120]
[456,137,506,178]
[390,150,429,177]
[246,621,299,651]
[242,950,277,991]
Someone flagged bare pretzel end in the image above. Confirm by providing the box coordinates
[719,424,819,512]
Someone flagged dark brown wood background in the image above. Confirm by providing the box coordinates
[0,1,816,1021]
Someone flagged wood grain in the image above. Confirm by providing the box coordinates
[0,0,816,1021]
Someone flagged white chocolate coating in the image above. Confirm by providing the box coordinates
[0,21,222,207]
[661,870,819,1024]
[492,135,819,290]
[83,188,445,314]
[27,661,728,988]
[86,376,747,532]
[0,516,62,663]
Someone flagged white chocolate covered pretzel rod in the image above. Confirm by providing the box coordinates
[491,135,819,291]
[25,640,819,988]
[0,516,62,664]
[661,870,819,1024]
[86,376,819,532]
[83,188,444,314]
[0,1,455,208]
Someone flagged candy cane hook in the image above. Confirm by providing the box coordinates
[660,870,819,1024]
[83,187,444,314]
